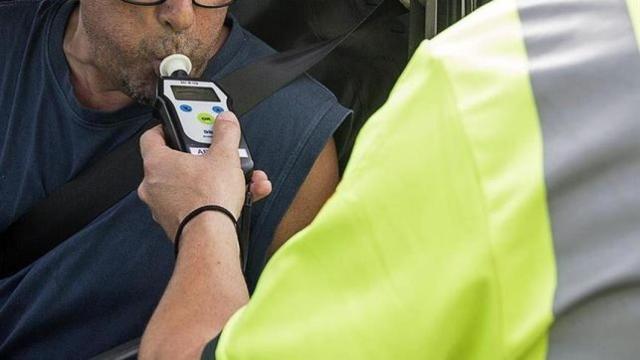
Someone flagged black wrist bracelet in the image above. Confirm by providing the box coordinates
[174,205,238,256]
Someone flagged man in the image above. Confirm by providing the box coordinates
[137,0,640,358]
[0,0,349,357]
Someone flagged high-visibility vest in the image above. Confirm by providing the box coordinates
[208,0,640,358]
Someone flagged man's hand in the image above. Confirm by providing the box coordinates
[138,111,272,240]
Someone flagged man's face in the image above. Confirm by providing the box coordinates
[79,0,227,104]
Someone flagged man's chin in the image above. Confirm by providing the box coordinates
[130,90,155,106]
[134,96,154,106]
[120,81,156,106]
[122,89,154,106]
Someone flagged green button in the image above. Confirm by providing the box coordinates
[197,112,215,125]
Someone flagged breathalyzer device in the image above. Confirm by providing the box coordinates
[153,54,253,272]
[153,54,254,178]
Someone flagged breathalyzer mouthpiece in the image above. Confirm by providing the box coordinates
[159,54,193,78]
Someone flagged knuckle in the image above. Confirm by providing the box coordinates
[139,131,151,149]
[137,183,147,202]
[144,174,161,187]
[140,130,149,143]
[142,161,154,177]
[143,154,162,173]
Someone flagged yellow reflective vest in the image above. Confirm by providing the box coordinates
[208,0,640,358]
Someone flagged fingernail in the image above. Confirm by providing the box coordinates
[217,111,234,121]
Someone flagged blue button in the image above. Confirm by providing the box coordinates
[179,104,193,112]
[212,106,225,114]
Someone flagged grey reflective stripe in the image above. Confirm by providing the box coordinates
[518,0,640,359]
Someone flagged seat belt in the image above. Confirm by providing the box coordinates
[0,0,407,278]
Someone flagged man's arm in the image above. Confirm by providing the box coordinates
[268,138,340,256]
[139,213,247,360]
[138,135,339,359]
[137,113,271,359]
[138,126,339,358]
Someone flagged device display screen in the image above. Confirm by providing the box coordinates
[171,86,220,102]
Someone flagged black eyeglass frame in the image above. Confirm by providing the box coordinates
[121,0,235,9]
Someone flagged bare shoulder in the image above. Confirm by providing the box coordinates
[267,137,340,257]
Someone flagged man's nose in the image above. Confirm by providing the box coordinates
[158,0,195,32]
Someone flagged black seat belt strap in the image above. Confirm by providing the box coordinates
[0,121,156,276]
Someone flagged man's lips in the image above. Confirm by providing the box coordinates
[151,55,199,78]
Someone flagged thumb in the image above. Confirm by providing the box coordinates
[209,111,241,154]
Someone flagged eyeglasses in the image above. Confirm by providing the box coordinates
[121,0,235,9]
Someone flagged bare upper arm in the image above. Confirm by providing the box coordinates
[267,137,340,257]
